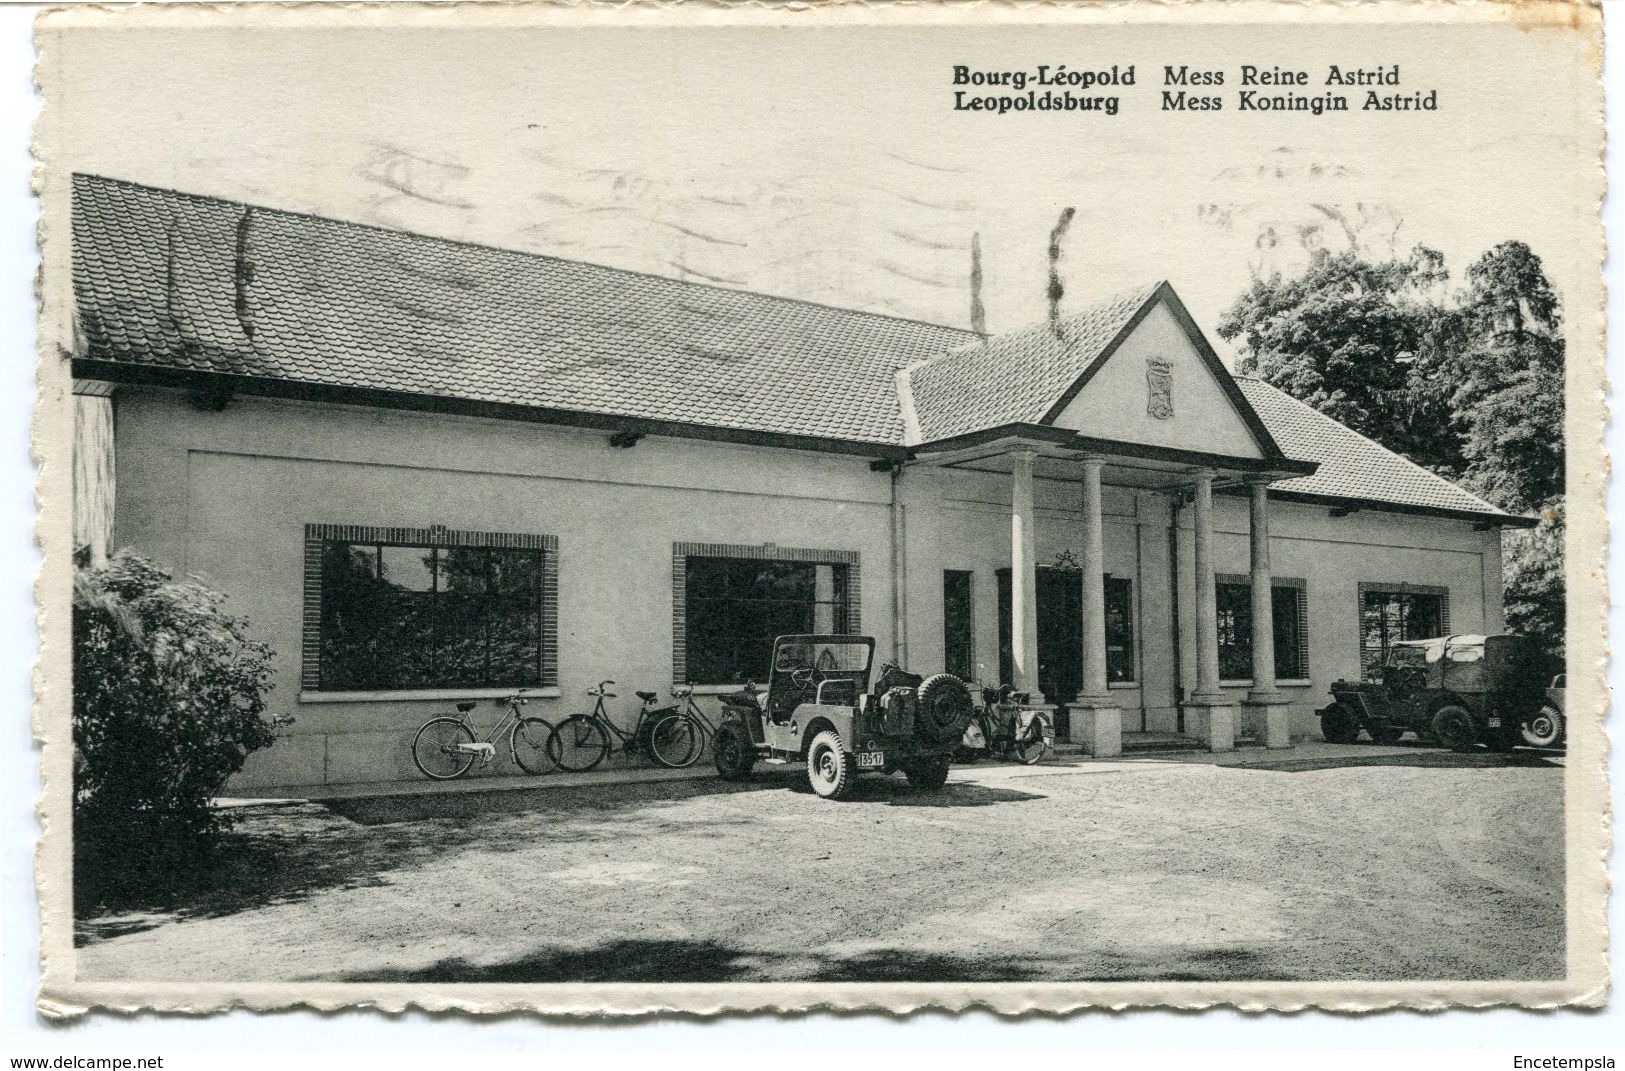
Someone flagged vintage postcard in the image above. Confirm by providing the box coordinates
[32,0,1607,1016]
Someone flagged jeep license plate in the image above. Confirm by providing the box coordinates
[856,751,886,769]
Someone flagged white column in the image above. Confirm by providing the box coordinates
[1078,455,1109,703]
[1184,468,1234,752]
[72,380,117,567]
[1010,451,1043,704]
[1247,480,1282,704]
[1244,479,1293,748]
[1190,469,1224,703]
[1073,454,1122,757]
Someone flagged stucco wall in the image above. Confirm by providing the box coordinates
[108,385,1506,787]
[112,386,900,789]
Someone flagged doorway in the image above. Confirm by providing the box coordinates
[997,567,1083,715]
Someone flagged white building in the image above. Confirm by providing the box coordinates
[68,174,1530,791]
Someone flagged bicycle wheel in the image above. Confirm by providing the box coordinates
[1014,715,1050,765]
[547,714,610,772]
[510,716,557,774]
[650,714,702,768]
[412,717,476,780]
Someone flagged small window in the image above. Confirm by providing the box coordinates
[675,547,858,686]
[943,570,974,681]
[1105,577,1135,683]
[1360,586,1449,679]
[1218,578,1310,682]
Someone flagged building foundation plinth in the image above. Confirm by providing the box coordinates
[1183,701,1236,752]
[1069,699,1122,757]
[1243,699,1294,749]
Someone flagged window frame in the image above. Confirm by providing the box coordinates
[942,569,975,682]
[671,542,860,687]
[1104,575,1136,684]
[1357,582,1451,680]
[1215,573,1311,684]
[301,523,558,696]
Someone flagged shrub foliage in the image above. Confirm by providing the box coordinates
[73,550,277,884]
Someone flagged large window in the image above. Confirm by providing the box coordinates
[675,545,858,685]
[1216,577,1310,683]
[943,570,974,681]
[1359,584,1449,678]
[306,525,557,692]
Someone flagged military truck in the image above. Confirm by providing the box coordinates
[710,634,973,799]
[1318,634,1552,753]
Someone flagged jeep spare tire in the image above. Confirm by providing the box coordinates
[915,673,973,745]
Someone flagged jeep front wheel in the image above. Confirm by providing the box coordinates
[903,756,951,791]
[1431,704,1478,753]
[806,729,856,800]
[713,722,756,781]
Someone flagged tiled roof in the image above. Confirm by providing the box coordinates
[71,174,1521,522]
[71,174,973,446]
[1236,377,1510,517]
[902,283,1162,443]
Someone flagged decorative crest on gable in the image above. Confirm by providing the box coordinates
[1146,357,1174,420]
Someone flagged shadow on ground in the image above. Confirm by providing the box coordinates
[1233,748,1564,775]
[328,937,1053,983]
[325,937,1300,984]
[74,776,784,943]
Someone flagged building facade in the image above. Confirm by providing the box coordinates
[68,175,1529,790]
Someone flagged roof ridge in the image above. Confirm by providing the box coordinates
[1241,377,1512,516]
[936,279,1165,361]
[71,172,979,341]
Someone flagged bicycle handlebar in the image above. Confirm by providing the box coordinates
[589,679,617,698]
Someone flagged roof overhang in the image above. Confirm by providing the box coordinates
[909,422,1317,491]
[1233,487,1538,529]
[72,359,912,461]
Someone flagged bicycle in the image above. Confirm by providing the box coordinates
[410,689,556,780]
[964,685,1052,765]
[546,680,699,772]
[641,683,722,768]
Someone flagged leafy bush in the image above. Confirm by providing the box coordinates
[73,549,277,891]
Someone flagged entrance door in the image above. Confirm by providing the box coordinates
[997,567,1084,705]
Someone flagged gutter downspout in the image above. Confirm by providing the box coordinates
[890,464,909,669]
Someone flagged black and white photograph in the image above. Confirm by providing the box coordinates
[26,0,1607,1018]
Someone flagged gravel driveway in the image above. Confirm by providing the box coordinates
[75,745,1565,983]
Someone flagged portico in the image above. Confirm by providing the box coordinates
[912,426,1313,755]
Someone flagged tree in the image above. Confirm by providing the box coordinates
[1217,241,1566,662]
[1216,246,1462,476]
[73,549,278,898]
[1443,241,1565,514]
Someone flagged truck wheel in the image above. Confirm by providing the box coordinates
[903,756,951,791]
[915,673,974,745]
[712,722,756,781]
[1521,704,1564,749]
[1431,704,1478,753]
[1320,703,1361,744]
[806,729,856,800]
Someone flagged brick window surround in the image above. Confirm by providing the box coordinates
[302,523,559,691]
[671,542,860,685]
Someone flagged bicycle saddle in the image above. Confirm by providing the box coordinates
[456,701,476,713]
[636,690,658,703]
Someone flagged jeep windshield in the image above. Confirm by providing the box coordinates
[772,639,872,674]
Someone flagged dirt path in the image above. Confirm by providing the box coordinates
[75,749,1564,983]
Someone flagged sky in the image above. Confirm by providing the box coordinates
[38,9,1597,360]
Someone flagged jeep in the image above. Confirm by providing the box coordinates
[710,634,973,799]
[1318,634,1552,753]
